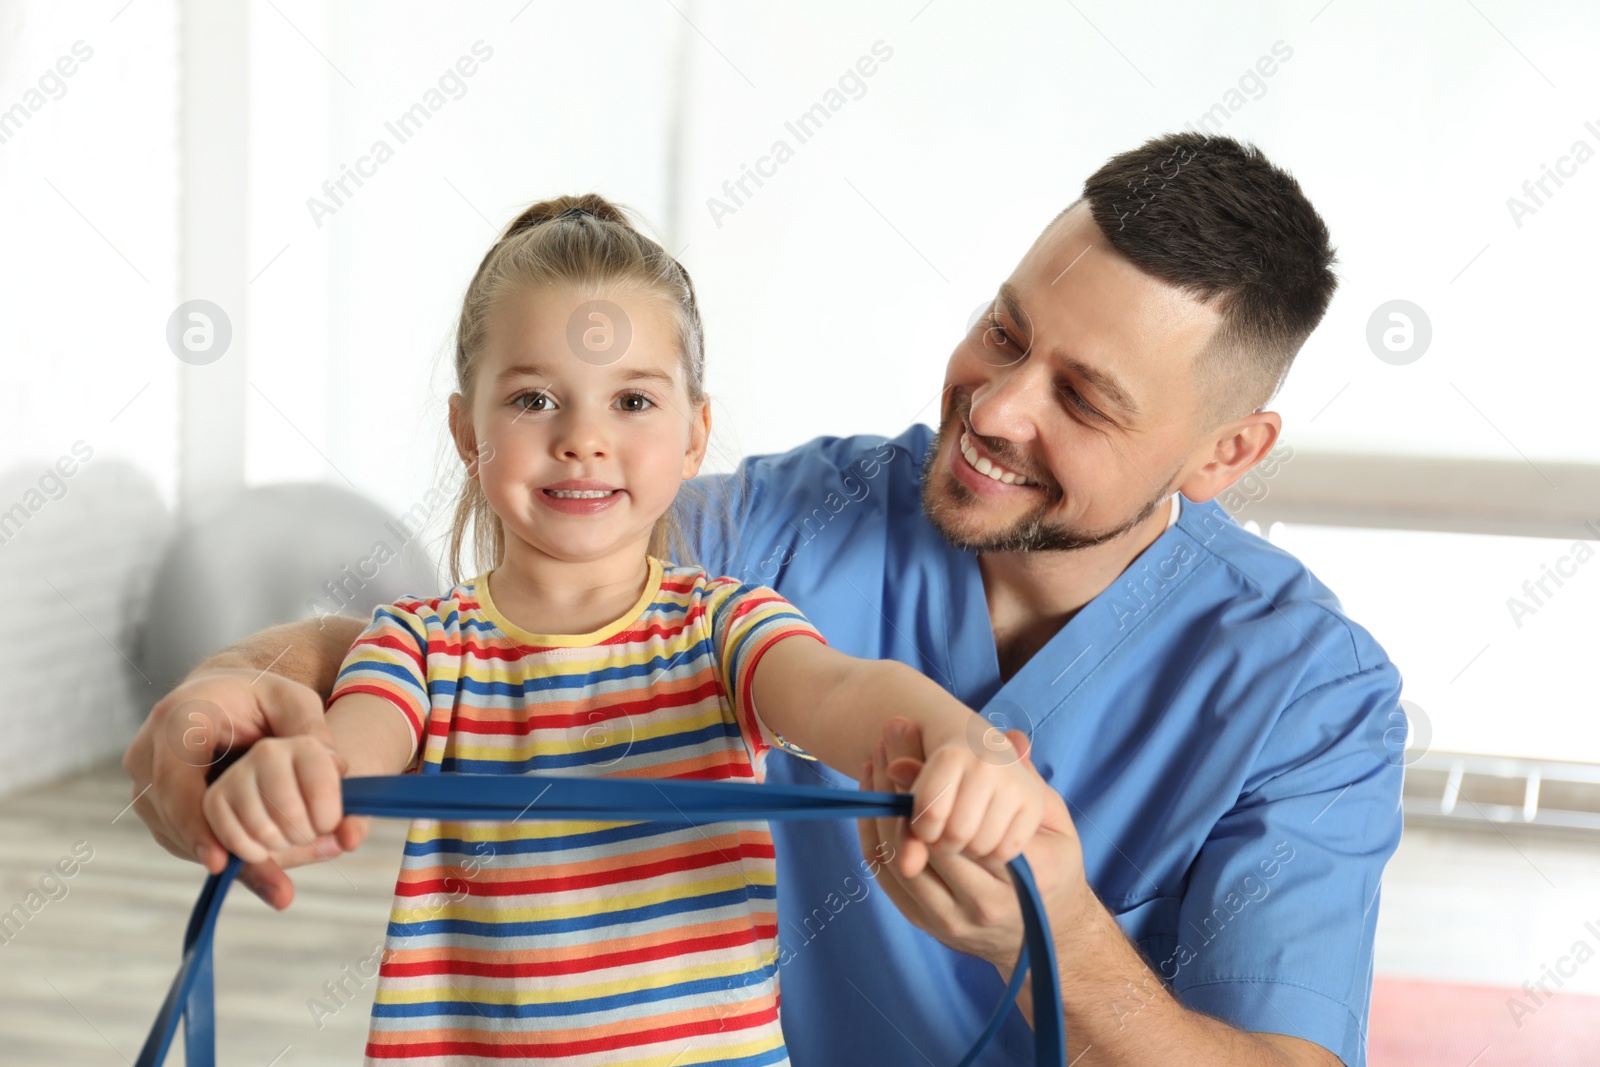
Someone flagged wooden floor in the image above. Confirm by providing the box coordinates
[0,760,409,1065]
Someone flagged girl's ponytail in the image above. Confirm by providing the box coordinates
[504,193,633,237]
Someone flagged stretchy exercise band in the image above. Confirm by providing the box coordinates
[136,774,1065,1066]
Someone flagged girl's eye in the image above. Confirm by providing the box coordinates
[514,389,554,412]
[616,392,654,413]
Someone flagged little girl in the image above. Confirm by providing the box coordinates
[202,194,1043,1066]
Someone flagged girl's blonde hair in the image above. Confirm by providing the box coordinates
[446,193,708,584]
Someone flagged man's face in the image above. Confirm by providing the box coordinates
[921,203,1225,553]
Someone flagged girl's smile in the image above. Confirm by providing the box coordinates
[538,478,625,515]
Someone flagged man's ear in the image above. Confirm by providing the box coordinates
[681,399,713,480]
[448,393,480,473]
[1178,410,1281,504]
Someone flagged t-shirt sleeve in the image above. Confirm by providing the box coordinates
[706,579,827,777]
[327,601,432,771]
[1167,662,1405,1067]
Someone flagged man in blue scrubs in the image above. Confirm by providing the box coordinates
[124,132,1401,1066]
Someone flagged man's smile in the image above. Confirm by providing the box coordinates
[958,430,1038,487]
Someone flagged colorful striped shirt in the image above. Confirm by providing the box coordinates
[328,557,824,1066]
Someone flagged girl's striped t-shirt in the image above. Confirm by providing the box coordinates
[328,557,824,1066]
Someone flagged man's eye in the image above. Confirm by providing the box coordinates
[984,315,1012,347]
[1059,383,1104,421]
[617,392,654,412]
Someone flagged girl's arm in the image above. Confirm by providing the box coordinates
[750,636,1040,876]
[750,637,978,776]
[326,693,418,776]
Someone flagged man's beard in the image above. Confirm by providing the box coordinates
[918,419,1178,554]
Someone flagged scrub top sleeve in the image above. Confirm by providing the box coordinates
[706,579,826,778]
[328,601,433,772]
[1167,661,1404,1067]
[673,431,918,583]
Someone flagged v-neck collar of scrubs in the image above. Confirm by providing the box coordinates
[939,492,1186,730]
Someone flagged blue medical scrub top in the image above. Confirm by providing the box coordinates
[679,424,1403,1067]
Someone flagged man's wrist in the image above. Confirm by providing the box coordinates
[182,661,261,684]
[1056,886,1126,975]
[983,844,1100,975]
[1058,876,1103,941]
[1005,879,1117,1025]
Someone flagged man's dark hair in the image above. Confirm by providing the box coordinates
[1071,132,1338,423]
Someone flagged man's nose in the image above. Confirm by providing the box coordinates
[968,361,1046,446]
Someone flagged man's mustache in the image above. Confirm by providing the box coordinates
[946,396,1057,493]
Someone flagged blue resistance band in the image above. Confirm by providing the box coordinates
[136,774,1066,1067]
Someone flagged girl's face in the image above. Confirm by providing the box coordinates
[451,284,710,568]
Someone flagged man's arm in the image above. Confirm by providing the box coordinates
[121,615,368,909]
[858,720,1347,1067]
[1007,886,1341,1066]
[187,615,367,699]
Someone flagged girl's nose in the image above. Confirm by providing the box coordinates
[555,413,609,460]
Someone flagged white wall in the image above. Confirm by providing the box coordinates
[3,0,1599,794]
[0,1,180,795]
[249,0,1600,509]
[674,0,1600,465]
[246,1,686,564]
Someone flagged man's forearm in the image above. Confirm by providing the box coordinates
[191,616,366,702]
[1005,895,1331,1066]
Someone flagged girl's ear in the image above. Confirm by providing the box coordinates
[681,399,712,479]
[448,393,480,473]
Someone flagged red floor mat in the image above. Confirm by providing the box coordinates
[1370,975,1600,1065]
